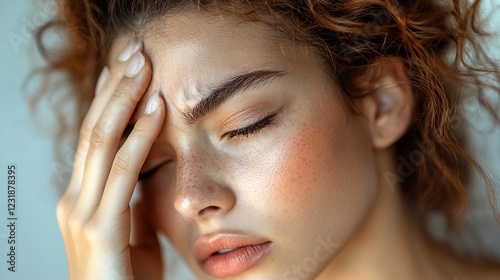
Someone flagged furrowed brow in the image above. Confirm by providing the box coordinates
[183,70,286,124]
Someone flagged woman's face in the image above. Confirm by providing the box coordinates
[123,11,378,280]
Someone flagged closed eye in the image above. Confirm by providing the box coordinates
[138,162,169,182]
[225,114,276,139]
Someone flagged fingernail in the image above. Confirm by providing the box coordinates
[145,91,160,114]
[118,41,141,62]
[95,66,109,95]
[124,52,145,78]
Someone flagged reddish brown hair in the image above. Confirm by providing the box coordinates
[35,0,500,228]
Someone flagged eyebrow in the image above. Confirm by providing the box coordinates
[182,70,286,124]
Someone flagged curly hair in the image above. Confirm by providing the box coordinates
[35,0,500,229]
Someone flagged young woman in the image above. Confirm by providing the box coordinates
[37,0,500,279]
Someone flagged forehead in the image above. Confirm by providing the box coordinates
[110,10,317,112]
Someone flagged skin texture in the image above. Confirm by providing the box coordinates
[59,8,500,280]
[126,11,383,279]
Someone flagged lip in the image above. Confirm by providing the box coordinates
[194,232,273,278]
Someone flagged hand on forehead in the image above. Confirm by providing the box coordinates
[108,35,157,127]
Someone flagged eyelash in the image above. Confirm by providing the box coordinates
[226,114,276,139]
[138,163,167,182]
[138,114,277,181]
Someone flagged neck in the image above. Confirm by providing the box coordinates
[316,148,464,280]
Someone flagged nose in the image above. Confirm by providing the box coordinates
[173,150,236,222]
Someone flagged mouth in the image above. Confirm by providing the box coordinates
[194,232,273,278]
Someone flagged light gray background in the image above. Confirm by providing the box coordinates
[0,1,499,280]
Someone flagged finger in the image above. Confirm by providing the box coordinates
[97,91,165,217]
[59,42,140,247]
[129,89,158,125]
[66,40,142,196]
[74,50,152,215]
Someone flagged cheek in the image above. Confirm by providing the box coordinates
[252,100,378,268]
[270,112,376,223]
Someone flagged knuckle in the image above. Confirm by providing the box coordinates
[131,122,150,138]
[107,66,123,82]
[55,197,70,222]
[89,123,109,149]
[67,211,85,233]
[111,149,133,176]
[56,201,68,225]
[132,118,157,144]
[79,119,93,141]
[82,216,117,245]
[112,87,136,110]
[82,219,102,241]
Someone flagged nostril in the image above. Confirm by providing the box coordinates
[198,205,221,216]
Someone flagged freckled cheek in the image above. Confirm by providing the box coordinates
[262,116,374,228]
[264,127,337,221]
